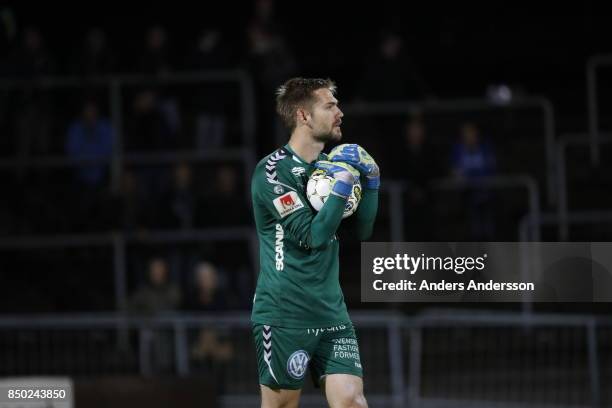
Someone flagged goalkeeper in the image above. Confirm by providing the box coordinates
[251,77,379,408]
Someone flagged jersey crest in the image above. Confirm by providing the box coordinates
[273,191,304,218]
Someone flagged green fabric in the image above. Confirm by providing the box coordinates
[250,146,350,328]
[352,188,378,240]
[253,323,362,389]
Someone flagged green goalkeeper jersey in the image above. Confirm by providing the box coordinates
[250,144,378,328]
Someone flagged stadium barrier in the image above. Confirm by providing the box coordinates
[333,99,556,204]
[0,71,257,193]
[0,175,541,313]
[586,54,612,165]
[554,135,612,240]
[0,310,607,408]
[0,228,258,313]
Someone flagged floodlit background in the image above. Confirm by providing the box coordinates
[1,2,611,407]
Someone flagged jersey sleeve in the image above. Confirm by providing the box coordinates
[352,188,378,240]
[254,160,347,249]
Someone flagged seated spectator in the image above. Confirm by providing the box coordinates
[128,257,181,315]
[70,27,117,77]
[451,122,497,240]
[243,21,297,155]
[126,89,173,152]
[64,99,113,231]
[186,262,233,386]
[356,31,431,102]
[451,122,496,180]
[395,116,440,240]
[6,26,56,78]
[188,29,232,151]
[188,29,230,70]
[184,261,228,311]
[199,165,250,227]
[65,99,113,187]
[125,89,180,201]
[128,257,181,374]
[10,27,56,164]
[159,162,198,229]
[108,170,154,233]
[138,26,172,75]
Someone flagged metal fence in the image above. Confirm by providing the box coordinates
[0,310,607,408]
[586,54,612,165]
[0,71,258,194]
[334,98,556,204]
[0,175,542,316]
[554,134,612,241]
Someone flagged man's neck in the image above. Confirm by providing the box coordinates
[287,128,324,164]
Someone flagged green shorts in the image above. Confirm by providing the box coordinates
[252,323,363,390]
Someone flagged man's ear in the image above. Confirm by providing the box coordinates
[296,107,311,127]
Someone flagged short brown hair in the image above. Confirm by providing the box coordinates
[275,77,337,130]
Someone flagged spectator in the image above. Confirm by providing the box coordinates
[451,122,496,179]
[6,26,56,78]
[128,257,181,315]
[65,99,113,187]
[159,162,198,229]
[187,262,233,389]
[244,21,297,154]
[185,261,228,311]
[125,88,181,152]
[10,27,56,164]
[188,29,231,70]
[451,122,497,240]
[124,88,179,214]
[200,165,249,227]
[245,21,297,92]
[109,170,153,233]
[138,25,172,75]
[70,27,117,77]
[356,31,431,102]
[395,116,440,240]
[0,7,17,74]
[188,29,232,150]
[128,257,181,374]
[132,26,182,150]
[253,0,277,31]
[64,99,113,231]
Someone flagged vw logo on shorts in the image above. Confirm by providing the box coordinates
[286,350,309,379]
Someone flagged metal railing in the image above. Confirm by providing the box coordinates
[333,98,556,204]
[0,71,257,193]
[586,54,612,165]
[382,175,541,242]
[0,228,258,313]
[555,134,612,240]
[0,310,606,408]
[520,211,612,243]
[0,175,541,313]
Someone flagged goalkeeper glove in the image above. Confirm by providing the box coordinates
[328,144,380,189]
[313,160,357,198]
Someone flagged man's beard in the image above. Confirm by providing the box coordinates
[313,128,341,143]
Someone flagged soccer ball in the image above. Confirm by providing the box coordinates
[306,163,362,219]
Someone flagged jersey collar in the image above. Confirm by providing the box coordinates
[283,144,312,165]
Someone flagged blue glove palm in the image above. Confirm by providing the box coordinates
[328,144,380,189]
[313,160,357,198]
